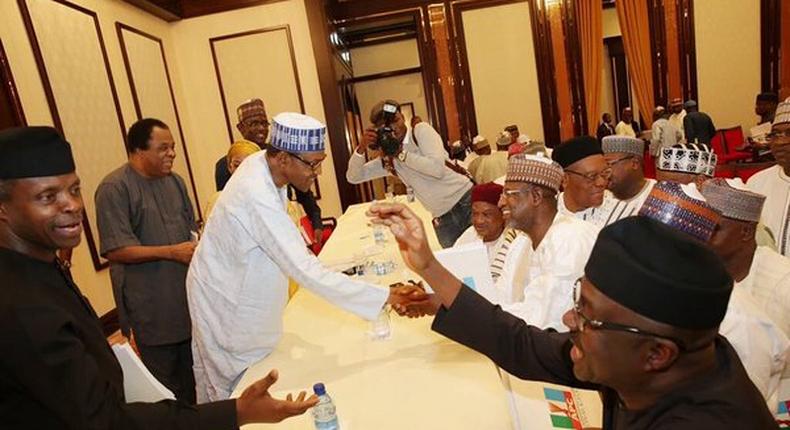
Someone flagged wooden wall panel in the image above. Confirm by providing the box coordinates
[19,0,128,270]
[210,26,305,143]
[457,2,545,143]
[116,23,202,221]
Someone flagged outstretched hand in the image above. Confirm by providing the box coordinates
[236,369,319,426]
[367,203,436,274]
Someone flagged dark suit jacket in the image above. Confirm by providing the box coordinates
[597,122,615,141]
[431,287,776,429]
[684,112,717,145]
[0,247,237,429]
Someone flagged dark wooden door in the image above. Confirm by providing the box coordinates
[0,39,26,129]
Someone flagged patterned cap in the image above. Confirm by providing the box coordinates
[700,178,765,223]
[638,181,721,242]
[773,97,790,126]
[473,135,490,150]
[601,135,644,157]
[236,98,266,122]
[516,134,531,144]
[656,143,717,176]
[506,153,564,192]
[472,182,503,206]
[270,112,326,153]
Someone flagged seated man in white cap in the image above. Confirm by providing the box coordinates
[453,182,531,303]
[187,113,406,402]
[403,154,599,332]
[468,135,508,184]
[595,136,656,227]
[701,179,790,402]
[640,181,789,402]
[748,97,790,256]
[552,136,613,226]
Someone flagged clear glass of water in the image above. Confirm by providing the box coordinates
[369,307,391,340]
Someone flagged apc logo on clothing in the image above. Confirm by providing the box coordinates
[543,387,583,429]
[777,399,790,428]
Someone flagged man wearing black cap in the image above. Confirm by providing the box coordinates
[374,203,776,428]
[552,136,612,226]
[0,126,318,428]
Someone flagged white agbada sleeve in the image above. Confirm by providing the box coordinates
[501,217,597,331]
[719,288,790,401]
[236,180,388,321]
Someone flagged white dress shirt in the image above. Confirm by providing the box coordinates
[347,122,472,218]
[594,179,656,228]
[186,151,388,402]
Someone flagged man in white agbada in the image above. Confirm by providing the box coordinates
[700,178,790,402]
[405,154,599,332]
[640,180,789,402]
[187,113,394,402]
[594,136,656,227]
[748,97,790,255]
[453,182,531,303]
[552,136,613,226]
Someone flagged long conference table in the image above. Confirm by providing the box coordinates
[232,197,601,429]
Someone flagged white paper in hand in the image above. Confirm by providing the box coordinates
[111,343,175,402]
[433,243,495,297]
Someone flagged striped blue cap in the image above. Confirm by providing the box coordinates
[270,112,326,153]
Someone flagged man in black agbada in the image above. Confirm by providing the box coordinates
[0,126,317,429]
[375,204,778,429]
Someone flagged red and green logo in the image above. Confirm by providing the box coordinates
[543,387,583,429]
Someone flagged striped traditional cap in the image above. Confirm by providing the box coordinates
[638,181,721,242]
[236,98,266,122]
[602,135,644,157]
[700,178,765,223]
[657,143,717,176]
[506,153,564,192]
[773,97,790,126]
[270,112,326,153]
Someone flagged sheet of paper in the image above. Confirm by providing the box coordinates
[433,243,495,297]
[111,343,175,402]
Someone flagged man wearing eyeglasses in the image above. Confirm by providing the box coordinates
[552,136,613,226]
[397,154,598,333]
[596,136,656,227]
[186,113,407,402]
[215,99,325,247]
[749,97,790,256]
[369,204,775,428]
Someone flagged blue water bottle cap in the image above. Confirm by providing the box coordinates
[313,383,326,396]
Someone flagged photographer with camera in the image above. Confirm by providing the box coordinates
[347,100,473,248]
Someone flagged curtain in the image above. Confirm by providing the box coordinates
[616,0,656,124]
[576,0,603,135]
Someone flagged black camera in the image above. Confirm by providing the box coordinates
[370,102,401,156]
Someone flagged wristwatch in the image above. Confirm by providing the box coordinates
[397,150,408,162]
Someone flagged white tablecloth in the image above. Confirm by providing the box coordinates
[231,197,601,429]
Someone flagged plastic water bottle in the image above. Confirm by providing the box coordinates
[373,225,387,246]
[312,383,339,430]
[369,306,392,340]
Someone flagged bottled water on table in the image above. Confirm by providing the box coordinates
[373,225,387,246]
[312,383,339,430]
[369,306,391,340]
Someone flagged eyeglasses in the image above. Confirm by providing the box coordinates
[287,152,323,171]
[571,278,690,351]
[605,155,635,167]
[565,167,612,183]
[766,130,790,141]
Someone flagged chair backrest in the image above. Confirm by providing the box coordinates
[720,126,745,154]
[709,130,727,157]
